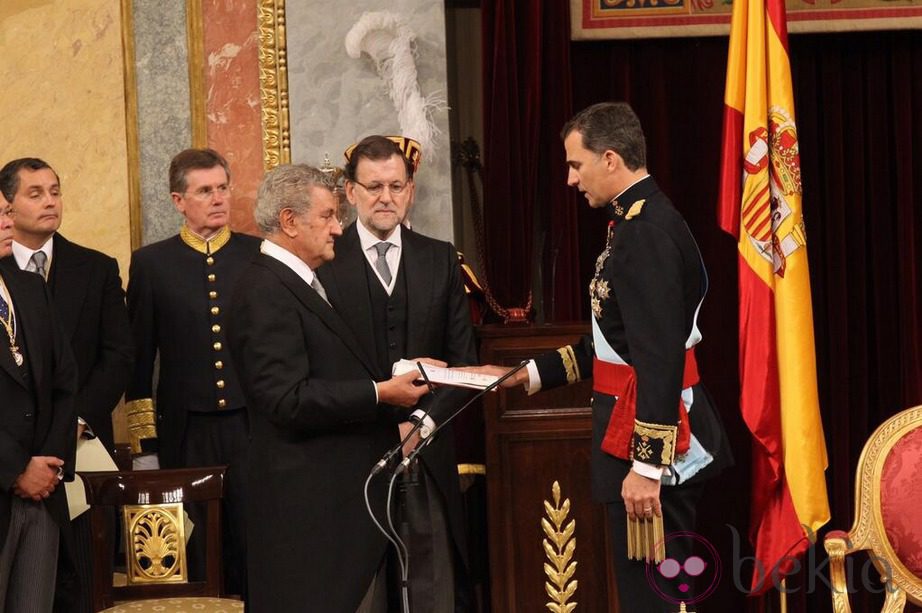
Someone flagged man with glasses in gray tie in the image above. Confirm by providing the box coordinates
[125,148,259,599]
[317,135,478,612]
[0,157,133,612]
[0,192,77,613]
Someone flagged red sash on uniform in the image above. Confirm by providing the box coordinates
[595,347,699,463]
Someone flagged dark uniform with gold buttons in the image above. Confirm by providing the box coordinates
[125,224,260,597]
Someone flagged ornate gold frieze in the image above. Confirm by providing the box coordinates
[543,481,578,612]
[124,503,187,585]
[258,0,291,170]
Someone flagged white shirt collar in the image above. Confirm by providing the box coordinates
[259,238,317,287]
[610,173,651,204]
[11,235,54,272]
[356,220,402,252]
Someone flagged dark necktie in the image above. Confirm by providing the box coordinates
[374,242,392,285]
[27,251,47,278]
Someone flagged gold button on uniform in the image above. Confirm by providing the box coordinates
[218,399,227,408]
[206,256,215,265]
[212,324,221,333]
[216,380,225,389]
[211,307,220,315]
[215,360,224,369]
[213,342,222,351]
[208,274,216,282]
[209,291,218,299]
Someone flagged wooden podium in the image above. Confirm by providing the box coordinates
[478,323,619,612]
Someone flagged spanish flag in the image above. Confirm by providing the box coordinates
[717,0,830,595]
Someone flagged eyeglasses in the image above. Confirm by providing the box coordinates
[184,184,230,201]
[352,180,411,197]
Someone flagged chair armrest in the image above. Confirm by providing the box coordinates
[823,531,853,613]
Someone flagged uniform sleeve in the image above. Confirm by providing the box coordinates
[124,251,159,454]
[532,334,595,391]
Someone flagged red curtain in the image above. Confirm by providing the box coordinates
[481,0,581,321]
[483,15,922,611]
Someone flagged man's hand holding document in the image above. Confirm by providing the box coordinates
[392,359,501,391]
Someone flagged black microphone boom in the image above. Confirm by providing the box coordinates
[397,360,529,472]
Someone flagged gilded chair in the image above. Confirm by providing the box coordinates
[824,404,922,612]
[81,466,243,612]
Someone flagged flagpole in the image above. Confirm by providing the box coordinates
[779,578,788,613]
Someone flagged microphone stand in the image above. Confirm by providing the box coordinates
[363,361,440,613]
[398,360,529,470]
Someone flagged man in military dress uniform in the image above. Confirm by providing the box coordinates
[125,148,259,597]
[471,102,731,610]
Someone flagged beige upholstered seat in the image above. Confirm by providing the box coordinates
[823,405,922,612]
[81,467,243,612]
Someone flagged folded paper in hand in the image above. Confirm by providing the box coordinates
[392,359,499,391]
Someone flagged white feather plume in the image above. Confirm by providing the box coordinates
[345,11,444,156]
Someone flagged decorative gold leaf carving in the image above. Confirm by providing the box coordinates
[543,481,578,611]
[123,503,187,585]
[258,0,291,170]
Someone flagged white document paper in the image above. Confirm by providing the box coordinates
[392,359,499,391]
[66,436,119,520]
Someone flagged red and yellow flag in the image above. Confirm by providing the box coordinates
[718,0,830,595]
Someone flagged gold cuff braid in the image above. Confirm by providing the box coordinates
[631,419,678,466]
[125,398,157,455]
[557,345,581,384]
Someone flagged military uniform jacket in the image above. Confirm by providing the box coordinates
[125,227,261,466]
[534,177,731,501]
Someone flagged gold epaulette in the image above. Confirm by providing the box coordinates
[125,398,157,455]
[630,419,677,466]
[625,199,646,220]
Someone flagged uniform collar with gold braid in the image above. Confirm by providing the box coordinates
[180,224,231,255]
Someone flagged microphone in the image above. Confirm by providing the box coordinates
[369,361,439,476]
[396,360,529,473]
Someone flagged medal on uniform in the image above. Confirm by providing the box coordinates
[9,343,23,366]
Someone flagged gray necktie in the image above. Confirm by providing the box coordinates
[310,276,329,304]
[27,251,47,278]
[373,242,392,285]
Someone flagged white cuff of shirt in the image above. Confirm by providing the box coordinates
[372,381,379,404]
[410,409,436,435]
[525,360,542,395]
[632,460,665,480]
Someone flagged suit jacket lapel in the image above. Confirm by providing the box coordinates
[46,234,86,341]
[319,225,379,372]
[402,230,434,357]
[258,255,377,376]
[0,267,34,388]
